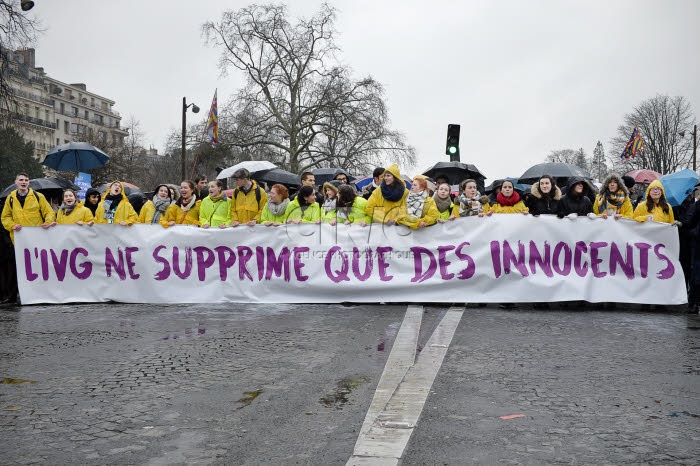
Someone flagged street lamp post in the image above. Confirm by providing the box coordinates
[181,97,200,180]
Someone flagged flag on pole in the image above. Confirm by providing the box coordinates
[620,124,644,160]
[205,89,218,149]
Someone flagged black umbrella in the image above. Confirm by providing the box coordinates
[253,168,301,187]
[311,168,356,186]
[423,161,486,193]
[0,177,80,199]
[518,162,591,185]
[42,141,110,172]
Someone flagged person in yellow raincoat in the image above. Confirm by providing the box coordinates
[261,184,294,226]
[199,180,231,229]
[488,180,528,215]
[397,177,439,229]
[229,168,268,226]
[365,163,408,224]
[327,185,371,226]
[433,182,458,222]
[286,186,321,224]
[592,173,633,220]
[162,180,201,227]
[632,179,676,224]
[1,172,56,244]
[55,189,94,225]
[139,184,175,224]
[94,181,138,225]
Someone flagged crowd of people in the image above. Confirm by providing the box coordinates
[1,166,699,311]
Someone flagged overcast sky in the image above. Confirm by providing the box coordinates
[31,0,699,182]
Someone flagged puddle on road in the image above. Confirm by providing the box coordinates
[233,390,263,411]
[319,376,370,410]
[1,378,37,385]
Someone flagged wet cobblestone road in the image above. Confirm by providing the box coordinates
[0,303,698,465]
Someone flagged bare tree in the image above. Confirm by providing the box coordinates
[0,0,42,119]
[611,94,695,175]
[546,148,588,169]
[203,3,415,174]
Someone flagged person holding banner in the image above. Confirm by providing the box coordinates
[322,182,339,222]
[557,177,593,218]
[2,172,56,244]
[632,180,676,224]
[200,180,231,229]
[398,177,439,229]
[526,175,561,216]
[365,163,408,224]
[458,179,490,217]
[434,182,458,222]
[94,181,138,226]
[287,185,321,224]
[488,180,528,215]
[55,189,94,226]
[261,184,293,226]
[83,188,101,217]
[163,180,201,227]
[593,174,633,220]
[139,184,174,224]
[230,169,267,227]
[328,185,370,226]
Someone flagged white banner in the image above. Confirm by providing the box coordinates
[14,215,686,305]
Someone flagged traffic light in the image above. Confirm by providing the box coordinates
[446,124,460,161]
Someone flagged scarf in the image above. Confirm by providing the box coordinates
[267,198,290,216]
[380,181,406,202]
[496,191,521,207]
[433,193,453,213]
[151,196,171,224]
[458,193,483,217]
[103,194,122,223]
[596,190,626,214]
[209,193,224,203]
[323,198,337,213]
[406,190,428,218]
[178,195,196,212]
[59,202,77,217]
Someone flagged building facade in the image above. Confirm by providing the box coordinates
[1,48,128,161]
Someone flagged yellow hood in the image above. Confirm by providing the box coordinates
[383,164,405,188]
[645,179,666,198]
[102,180,128,201]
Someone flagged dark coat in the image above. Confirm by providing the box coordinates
[557,176,593,217]
[526,181,561,216]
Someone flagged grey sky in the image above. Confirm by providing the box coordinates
[32,0,699,181]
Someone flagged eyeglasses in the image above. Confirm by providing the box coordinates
[650,187,662,192]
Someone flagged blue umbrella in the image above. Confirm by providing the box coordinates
[42,142,110,171]
[658,169,699,206]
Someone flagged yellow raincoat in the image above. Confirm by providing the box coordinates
[632,180,675,224]
[56,202,94,225]
[1,188,56,243]
[287,198,321,223]
[365,164,408,223]
[94,181,138,225]
[323,197,371,224]
[398,196,439,229]
[230,181,268,224]
[199,195,231,227]
[162,199,201,227]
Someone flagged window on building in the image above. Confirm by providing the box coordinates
[71,123,77,134]
[56,138,60,145]
[91,97,95,107]
[98,131,105,142]
[64,121,69,134]
[45,109,49,121]
[84,110,89,120]
[35,107,40,119]
[71,107,78,117]
[60,102,65,114]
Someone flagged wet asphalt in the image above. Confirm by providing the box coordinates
[0,302,698,465]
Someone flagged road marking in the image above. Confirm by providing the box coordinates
[348,306,464,465]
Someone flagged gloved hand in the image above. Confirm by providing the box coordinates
[587,213,597,219]
[567,213,578,219]
[672,220,682,227]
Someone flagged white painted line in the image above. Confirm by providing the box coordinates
[355,305,423,442]
[348,307,464,463]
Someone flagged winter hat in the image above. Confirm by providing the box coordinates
[621,175,636,189]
